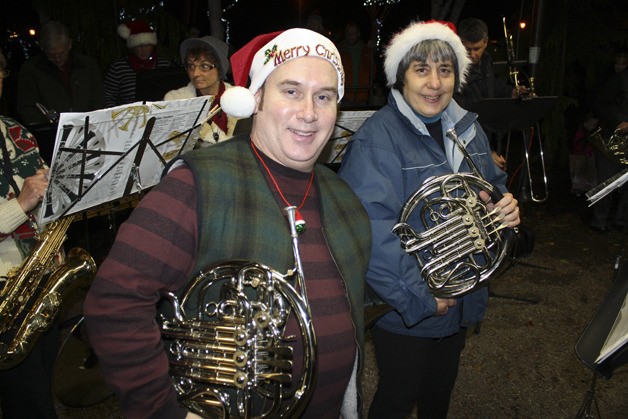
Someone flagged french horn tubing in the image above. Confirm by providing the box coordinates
[159,206,317,418]
[392,128,515,298]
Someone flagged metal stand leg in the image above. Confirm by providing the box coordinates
[576,372,602,419]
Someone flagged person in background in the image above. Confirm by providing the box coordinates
[339,20,520,418]
[164,36,237,146]
[17,20,105,126]
[590,51,628,233]
[337,21,377,106]
[0,49,57,419]
[455,17,524,170]
[104,20,172,107]
[84,28,370,418]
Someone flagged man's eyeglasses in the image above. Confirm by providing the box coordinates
[185,63,216,72]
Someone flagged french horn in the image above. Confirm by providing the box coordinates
[392,128,515,298]
[159,206,317,418]
[587,127,628,166]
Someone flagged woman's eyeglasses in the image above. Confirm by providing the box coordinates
[185,63,216,72]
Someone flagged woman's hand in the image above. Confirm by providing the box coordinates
[435,297,456,316]
[16,168,49,213]
[479,191,520,229]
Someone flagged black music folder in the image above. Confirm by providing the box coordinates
[575,264,628,378]
[465,96,558,132]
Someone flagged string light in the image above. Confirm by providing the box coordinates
[363,0,400,5]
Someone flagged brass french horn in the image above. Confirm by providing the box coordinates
[392,128,515,298]
[159,206,317,418]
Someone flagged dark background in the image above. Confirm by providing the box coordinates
[1,0,628,176]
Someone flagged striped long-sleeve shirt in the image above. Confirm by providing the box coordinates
[103,57,171,107]
[83,146,367,417]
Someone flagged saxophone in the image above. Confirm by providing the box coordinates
[159,206,317,418]
[0,215,96,369]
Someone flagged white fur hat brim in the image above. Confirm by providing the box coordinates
[221,28,344,118]
[384,20,471,88]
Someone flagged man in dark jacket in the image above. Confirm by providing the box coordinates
[16,21,104,164]
[455,18,519,170]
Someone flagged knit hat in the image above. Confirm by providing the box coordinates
[220,28,345,118]
[384,20,471,88]
[118,20,157,48]
[179,36,230,79]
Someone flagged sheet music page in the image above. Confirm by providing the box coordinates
[39,97,208,224]
[319,110,376,164]
[586,167,628,206]
[595,291,628,364]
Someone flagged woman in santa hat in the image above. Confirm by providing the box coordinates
[339,20,521,418]
[103,20,172,108]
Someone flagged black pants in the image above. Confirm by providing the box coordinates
[368,326,467,419]
[0,324,59,418]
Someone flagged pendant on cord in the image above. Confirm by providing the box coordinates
[295,210,306,235]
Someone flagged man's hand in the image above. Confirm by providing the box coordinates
[435,298,456,316]
[16,168,49,213]
[616,121,628,133]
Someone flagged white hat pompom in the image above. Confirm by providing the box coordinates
[117,23,131,40]
[220,86,256,118]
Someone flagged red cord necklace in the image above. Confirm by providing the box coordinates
[251,140,314,234]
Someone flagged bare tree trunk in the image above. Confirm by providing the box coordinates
[208,0,224,40]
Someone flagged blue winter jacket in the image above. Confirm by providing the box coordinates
[339,90,508,338]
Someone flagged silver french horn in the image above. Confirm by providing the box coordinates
[392,128,515,298]
[159,206,316,418]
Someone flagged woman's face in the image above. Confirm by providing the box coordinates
[132,44,154,61]
[401,58,455,118]
[186,53,220,96]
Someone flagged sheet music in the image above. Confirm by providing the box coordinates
[586,167,628,206]
[596,291,628,364]
[318,110,375,164]
[39,97,209,224]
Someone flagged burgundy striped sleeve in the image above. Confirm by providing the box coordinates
[83,166,198,418]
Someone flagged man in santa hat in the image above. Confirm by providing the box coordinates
[85,28,371,418]
[103,20,172,107]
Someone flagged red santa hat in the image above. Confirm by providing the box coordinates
[384,20,471,88]
[220,28,345,118]
[118,20,157,48]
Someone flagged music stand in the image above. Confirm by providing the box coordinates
[467,96,558,203]
[466,96,557,133]
[135,66,189,102]
[318,109,376,171]
[574,263,628,417]
[40,96,210,224]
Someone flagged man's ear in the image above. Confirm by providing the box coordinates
[254,86,264,113]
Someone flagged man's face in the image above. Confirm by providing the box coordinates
[44,38,72,70]
[402,58,455,118]
[251,57,339,172]
[615,57,628,74]
[344,24,360,46]
[462,38,488,65]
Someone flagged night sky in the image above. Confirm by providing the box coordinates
[2,0,530,50]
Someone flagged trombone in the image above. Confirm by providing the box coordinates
[502,17,548,203]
